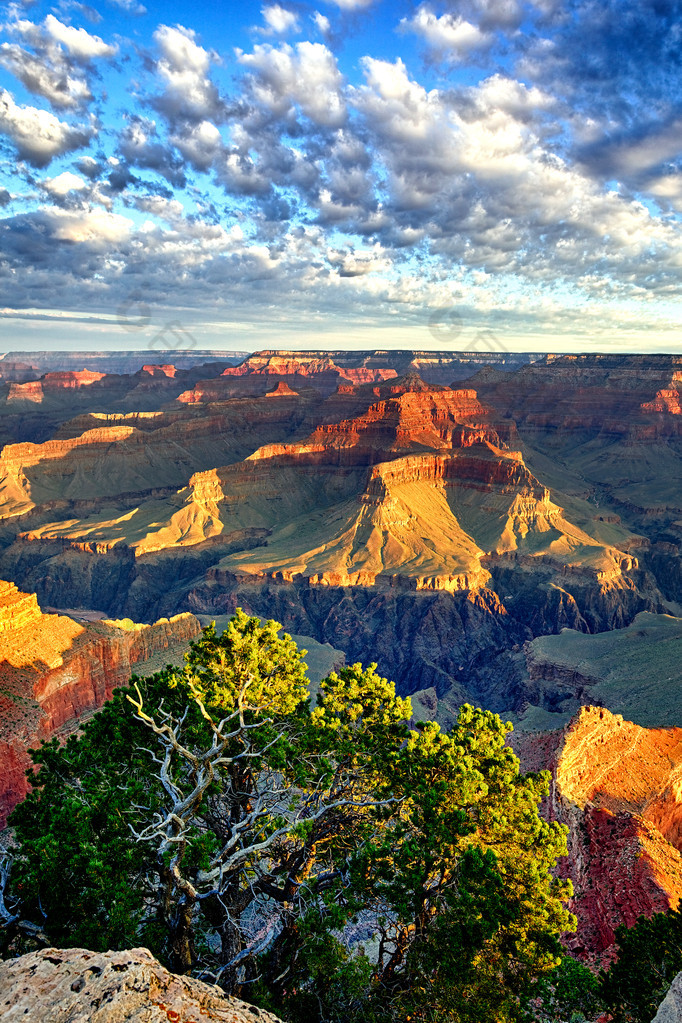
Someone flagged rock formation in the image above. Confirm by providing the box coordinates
[0,580,201,826]
[652,971,682,1023]
[514,706,682,964]
[0,946,284,1023]
[0,357,663,715]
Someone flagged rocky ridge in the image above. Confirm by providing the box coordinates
[0,946,284,1023]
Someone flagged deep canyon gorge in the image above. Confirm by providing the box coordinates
[3,347,682,965]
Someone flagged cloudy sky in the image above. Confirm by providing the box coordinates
[1,0,682,352]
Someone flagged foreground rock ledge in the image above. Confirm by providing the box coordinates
[653,971,682,1022]
[0,946,285,1023]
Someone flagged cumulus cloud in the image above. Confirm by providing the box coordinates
[43,14,117,60]
[401,0,526,61]
[347,58,682,291]
[151,24,224,125]
[237,41,346,128]
[259,5,300,35]
[207,40,353,210]
[400,6,494,60]
[40,170,88,195]
[0,42,92,108]
[0,89,92,166]
[49,207,131,243]
[171,119,223,172]
[0,12,117,111]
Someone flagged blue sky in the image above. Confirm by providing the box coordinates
[1,0,682,352]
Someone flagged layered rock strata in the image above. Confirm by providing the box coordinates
[0,581,201,826]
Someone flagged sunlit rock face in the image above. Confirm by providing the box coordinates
[0,578,201,826]
[514,706,682,965]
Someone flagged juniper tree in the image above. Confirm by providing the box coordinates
[4,610,575,1023]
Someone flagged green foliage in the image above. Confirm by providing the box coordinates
[526,955,603,1022]
[335,707,575,1023]
[185,610,309,716]
[8,610,313,965]
[600,907,682,1022]
[7,693,163,953]
[5,610,576,1023]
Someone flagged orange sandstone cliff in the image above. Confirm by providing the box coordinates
[515,705,682,963]
[0,580,201,826]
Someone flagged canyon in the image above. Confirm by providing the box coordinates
[2,348,682,964]
[0,349,679,717]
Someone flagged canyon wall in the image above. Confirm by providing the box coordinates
[0,581,201,826]
[514,706,682,964]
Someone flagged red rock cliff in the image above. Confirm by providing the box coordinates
[0,581,202,826]
[514,706,682,964]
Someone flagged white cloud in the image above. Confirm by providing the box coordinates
[41,171,88,195]
[260,5,300,35]
[172,119,223,171]
[312,12,331,34]
[152,24,223,124]
[44,206,133,244]
[238,42,346,127]
[3,0,682,347]
[0,12,117,111]
[349,59,682,291]
[0,42,92,108]
[401,6,493,59]
[0,89,92,165]
[154,23,210,74]
[43,15,117,61]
